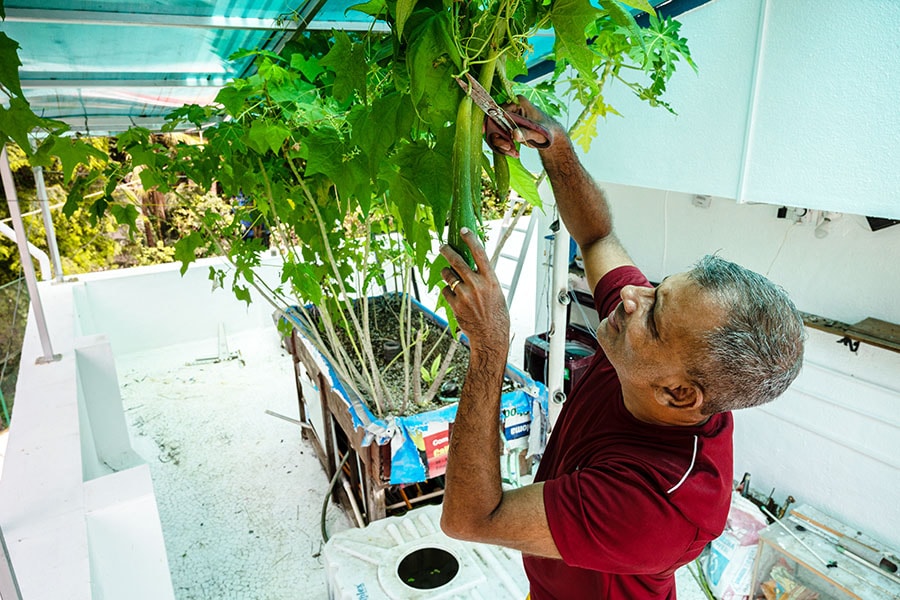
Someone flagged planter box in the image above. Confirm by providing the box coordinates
[281,294,548,523]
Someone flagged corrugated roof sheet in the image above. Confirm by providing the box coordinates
[1,1,371,134]
[2,0,678,136]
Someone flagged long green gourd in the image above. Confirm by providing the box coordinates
[448,57,501,269]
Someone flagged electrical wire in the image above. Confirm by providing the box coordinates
[765,222,796,277]
[321,450,354,543]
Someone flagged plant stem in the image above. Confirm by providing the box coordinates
[309,195,385,415]
[422,338,460,405]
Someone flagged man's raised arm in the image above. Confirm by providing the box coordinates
[505,97,634,291]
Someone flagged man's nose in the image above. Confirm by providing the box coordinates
[620,285,650,313]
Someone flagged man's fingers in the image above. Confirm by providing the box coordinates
[460,228,493,277]
[440,240,472,276]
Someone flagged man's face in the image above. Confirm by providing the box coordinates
[596,272,725,392]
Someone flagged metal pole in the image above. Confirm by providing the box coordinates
[547,218,570,429]
[0,524,23,600]
[33,166,64,282]
[1,146,59,364]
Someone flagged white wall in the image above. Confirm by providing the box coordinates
[587,0,900,219]
[600,183,900,549]
[72,254,283,355]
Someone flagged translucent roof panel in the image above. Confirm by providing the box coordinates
[3,0,329,135]
[3,0,687,136]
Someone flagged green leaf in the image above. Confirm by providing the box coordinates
[282,260,324,306]
[164,104,210,129]
[215,86,251,118]
[505,53,529,81]
[507,157,542,208]
[232,284,252,306]
[0,98,44,152]
[395,0,418,38]
[108,203,141,236]
[407,10,463,125]
[116,127,152,150]
[64,181,86,216]
[245,120,291,154]
[0,32,24,98]
[616,0,656,15]
[383,170,421,246]
[348,92,414,177]
[319,30,367,104]
[551,0,601,82]
[268,74,316,105]
[304,126,344,178]
[290,54,325,82]
[393,138,453,230]
[138,168,165,192]
[48,136,108,183]
[598,0,640,30]
[305,126,374,212]
[229,48,284,63]
[173,231,203,275]
[209,266,226,291]
[347,1,386,18]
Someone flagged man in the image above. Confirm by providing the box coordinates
[438,97,805,599]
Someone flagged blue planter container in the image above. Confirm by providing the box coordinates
[285,294,548,485]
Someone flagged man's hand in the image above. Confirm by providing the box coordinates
[439,227,510,352]
[486,96,559,158]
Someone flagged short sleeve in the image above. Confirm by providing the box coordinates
[542,464,697,574]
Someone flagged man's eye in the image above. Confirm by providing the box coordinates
[647,302,658,338]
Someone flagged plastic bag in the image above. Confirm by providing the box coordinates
[700,492,769,599]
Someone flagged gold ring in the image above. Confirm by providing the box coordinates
[449,279,461,292]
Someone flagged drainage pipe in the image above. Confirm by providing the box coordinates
[1,147,58,364]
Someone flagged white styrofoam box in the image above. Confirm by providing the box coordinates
[324,504,528,599]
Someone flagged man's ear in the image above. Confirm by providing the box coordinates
[655,381,704,411]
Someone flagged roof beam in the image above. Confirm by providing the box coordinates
[40,115,202,134]
[21,76,227,88]
[4,8,299,30]
[3,8,387,32]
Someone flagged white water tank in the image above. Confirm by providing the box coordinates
[323,504,529,599]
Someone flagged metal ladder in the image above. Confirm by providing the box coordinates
[491,199,537,307]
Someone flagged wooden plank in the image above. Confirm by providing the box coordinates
[365,444,387,522]
[801,312,900,353]
[852,318,900,346]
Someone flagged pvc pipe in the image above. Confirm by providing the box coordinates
[33,167,64,282]
[0,221,51,281]
[547,220,570,429]
[1,147,58,364]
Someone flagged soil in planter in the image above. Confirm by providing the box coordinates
[321,295,515,417]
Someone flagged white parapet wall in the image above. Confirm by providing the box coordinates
[0,254,283,599]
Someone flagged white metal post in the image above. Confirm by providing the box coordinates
[1,146,60,364]
[547,217,571,428]
[33,166,64,282]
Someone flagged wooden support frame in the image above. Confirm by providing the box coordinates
[286,328,394,524]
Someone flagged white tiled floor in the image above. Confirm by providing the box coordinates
[117,330,352,599]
